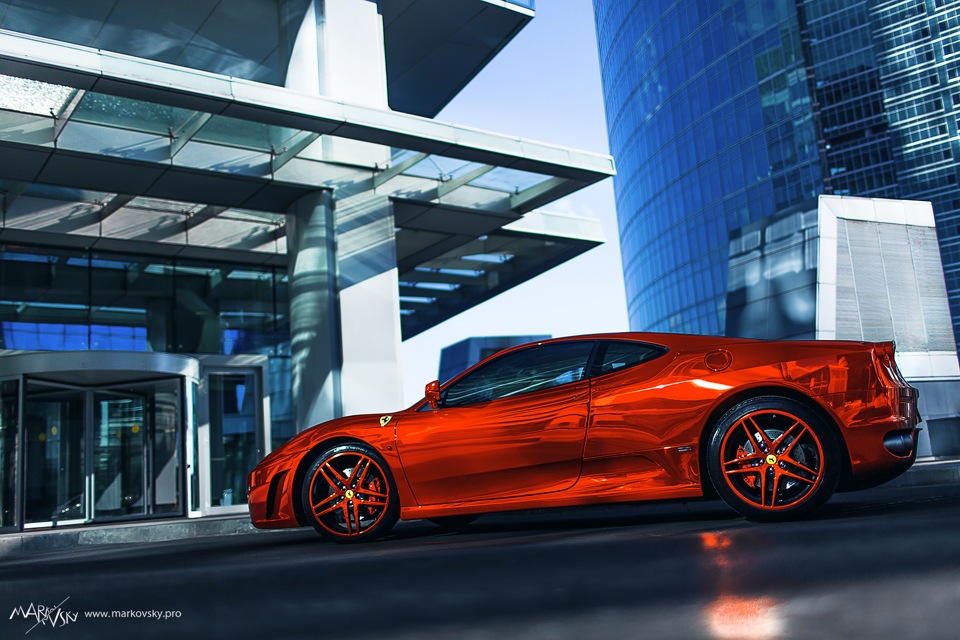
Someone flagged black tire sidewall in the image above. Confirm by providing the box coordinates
[707,396,840,522]
[301,443,400,543]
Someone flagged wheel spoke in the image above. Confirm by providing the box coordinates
[321,462,347,490]
[782,455,819,478]
[758,465,769,507]
[354,459,371,488]
[778,466,817,485]
[314,498,343,518]
[739,416,773,454]
[747,416,775,450]
[341,502,353,535]
[724,466,762,476]
[740,420,758,449]
[345,458,366,486]
[780,426,810,458]
[723,451,765,468]
[772,421,803,451]
[312,490,340,510]
[769,469,782,506]
[357,486,389,499]
[352,501,363,532]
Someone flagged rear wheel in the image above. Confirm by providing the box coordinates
[301,443,399,543]
[706,396,840,522]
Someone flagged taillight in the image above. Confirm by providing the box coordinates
[874,342,906,387]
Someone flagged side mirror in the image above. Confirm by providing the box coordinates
[425,380,441,408]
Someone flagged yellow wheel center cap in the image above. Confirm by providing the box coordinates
[766,454,778,465]
[345,489,355,499]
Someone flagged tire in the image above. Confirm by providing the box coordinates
[706,396,840,522]
[427,515,480,530]
[301,443,399,543]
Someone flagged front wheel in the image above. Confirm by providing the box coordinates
[706,396,840,522]
[301,443,399,543]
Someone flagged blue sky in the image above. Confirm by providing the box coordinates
[399,0,630,404]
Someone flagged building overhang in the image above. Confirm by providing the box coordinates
[0,0,534,121]
[0,28,613,338]
[381,0,534,117]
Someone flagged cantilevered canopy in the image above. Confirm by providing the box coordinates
[0,0,534,118]
[381,0,534,117]
[0,28,612,338]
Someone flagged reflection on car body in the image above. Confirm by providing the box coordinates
[248,333,920,542]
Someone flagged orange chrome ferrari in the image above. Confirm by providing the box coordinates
[248,333,920,542]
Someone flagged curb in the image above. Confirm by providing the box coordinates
[0,515,267,558]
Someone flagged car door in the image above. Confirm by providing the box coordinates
[395,341,595,505]
[585,339,676,459]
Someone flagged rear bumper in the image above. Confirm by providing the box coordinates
[838,384,921,491]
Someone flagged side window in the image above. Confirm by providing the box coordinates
[593,341,667,377]
[444,342,594,408]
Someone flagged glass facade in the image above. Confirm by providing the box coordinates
[207,372,260,508]
[869,0,960,347]
[594,0,821,335]
[0,244,295,447]
[0,0,307,86]
[595,0,960,347]
[804,0,898,199]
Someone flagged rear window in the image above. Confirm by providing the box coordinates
[592,341,667,377]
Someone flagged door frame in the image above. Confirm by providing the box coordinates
[196,355,271,517]
[0,375,23,533]
[20,379,88,530]
[1,351,200,530]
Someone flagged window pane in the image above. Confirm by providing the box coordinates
[208,372,258,507]
[445,342,593,407]
[0,246,90,350]
[595,341,668,376]
[174,262,278,355]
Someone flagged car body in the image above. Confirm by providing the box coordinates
[248,332,920,542]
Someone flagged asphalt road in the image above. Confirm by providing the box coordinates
[2,483,960,640]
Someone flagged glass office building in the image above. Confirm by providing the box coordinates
[595,0,960,347]
[0,0,614,533]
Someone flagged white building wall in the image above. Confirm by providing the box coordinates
[816,195,960,457]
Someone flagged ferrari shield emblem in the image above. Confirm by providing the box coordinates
[379,415,392,427]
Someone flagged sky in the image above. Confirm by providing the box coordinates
[399,0,630,405]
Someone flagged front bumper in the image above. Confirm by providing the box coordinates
[248,461,302,529]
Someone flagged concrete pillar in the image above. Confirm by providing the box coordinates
[286,190,341,431]
[281,0,321,95]
[283,0,389,167]
[335,193,404,414]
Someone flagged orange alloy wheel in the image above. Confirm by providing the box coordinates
[302,444,399,542]
[707,396,839,521]
[721,410,824,509]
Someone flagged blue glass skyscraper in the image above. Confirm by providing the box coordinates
[595,0,960,347]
